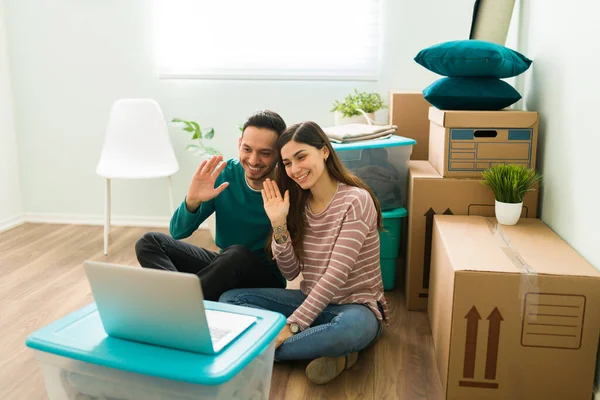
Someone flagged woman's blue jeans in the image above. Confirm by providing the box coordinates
[219,288,382,360]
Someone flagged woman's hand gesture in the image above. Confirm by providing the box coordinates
[261,178,289,226]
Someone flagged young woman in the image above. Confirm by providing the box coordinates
[219,121,389,384]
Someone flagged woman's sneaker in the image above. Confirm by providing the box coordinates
[305,352,359,384]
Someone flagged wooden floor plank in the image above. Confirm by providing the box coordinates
[0,223,442,399]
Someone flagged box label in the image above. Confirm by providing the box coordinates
[521,293,586,350]
[447,128,534,172]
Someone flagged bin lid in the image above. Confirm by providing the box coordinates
[331,135,416,151]
[25,302,285,386]
[382,207,407,218]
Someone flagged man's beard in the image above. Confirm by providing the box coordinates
[246,165,274,183]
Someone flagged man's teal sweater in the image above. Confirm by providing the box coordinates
[169,159,285,286]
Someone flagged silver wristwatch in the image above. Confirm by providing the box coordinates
[289,323,300,334]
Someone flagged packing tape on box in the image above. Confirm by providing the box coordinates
[485,218,539,319]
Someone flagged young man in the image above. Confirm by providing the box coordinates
[135,110,287,300]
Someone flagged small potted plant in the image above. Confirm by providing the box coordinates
[331,89,386,126]
[481,164,541,225]
[171,118,221,159]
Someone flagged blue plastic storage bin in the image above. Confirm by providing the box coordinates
[380,207,407,291]
[26,302,286,400]
[331,135,416,209]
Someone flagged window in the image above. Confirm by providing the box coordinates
[154,0,382,80]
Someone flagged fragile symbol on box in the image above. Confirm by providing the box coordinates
[521,293,586,350]
[459,306,503,389]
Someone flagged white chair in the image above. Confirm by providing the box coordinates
[96,99,179,255]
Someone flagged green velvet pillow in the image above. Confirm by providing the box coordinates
[423,77,522,111]
[414,40,532,78]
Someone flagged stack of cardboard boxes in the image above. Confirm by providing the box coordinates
[389,91,600,399]
[389,91,541,311]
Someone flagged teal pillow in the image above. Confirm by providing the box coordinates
[414,40,532,78]
[423,77,521,111]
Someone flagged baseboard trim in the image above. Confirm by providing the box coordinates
[23,213,208,230]
[0,214,25,232]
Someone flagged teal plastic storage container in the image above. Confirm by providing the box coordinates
[379,207,407,291]
[380,258,398,292]
[332,135,416,209]
[26,302,286,400]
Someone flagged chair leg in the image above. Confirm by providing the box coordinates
[167,175,175,214]
[104,178,111,256]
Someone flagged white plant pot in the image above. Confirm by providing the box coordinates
[495,200,523,225]
[334,111,375,126]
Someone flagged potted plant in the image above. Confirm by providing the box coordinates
[171,118,221,159]
[330,89,386,126]
[481,164,541,225]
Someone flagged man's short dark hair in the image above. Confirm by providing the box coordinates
[242,110,286,137]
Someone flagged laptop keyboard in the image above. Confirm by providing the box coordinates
[209,325,231,342]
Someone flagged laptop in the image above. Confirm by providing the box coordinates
[82,260,257,355]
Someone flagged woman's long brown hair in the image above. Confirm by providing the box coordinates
[269,121,383,261]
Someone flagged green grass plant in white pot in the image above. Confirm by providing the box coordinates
[481,164,541,225]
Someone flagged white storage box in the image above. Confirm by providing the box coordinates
[332,135,416,208]
[26,303,285,400]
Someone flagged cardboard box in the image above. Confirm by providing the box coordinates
[405,161,539,310]
[428,215,600,400]
[388,91,431,160]
[428,107,539,178]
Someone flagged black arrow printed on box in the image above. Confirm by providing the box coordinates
[422,208,453,290]
[485,307,504,380]
[423,208,436,290]
[459,306,504,389]
[463,306,481,379]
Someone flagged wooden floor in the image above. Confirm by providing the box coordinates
[0,223,443,400]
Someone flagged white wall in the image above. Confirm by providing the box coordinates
[2,0,475,225]
[519,1,599,269]
[518,1,600,397]
[0,0,22,231]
